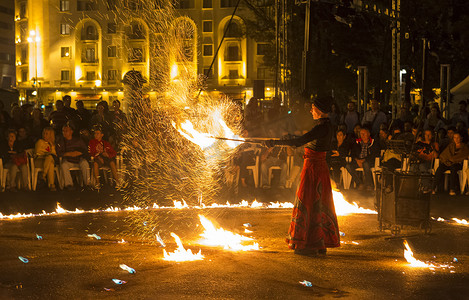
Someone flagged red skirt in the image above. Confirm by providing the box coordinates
[286,148,340,250]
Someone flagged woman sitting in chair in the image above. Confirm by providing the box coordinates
[0,129,29,191]
[34,127,57,191]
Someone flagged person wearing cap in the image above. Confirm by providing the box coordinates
[264,96,340,256]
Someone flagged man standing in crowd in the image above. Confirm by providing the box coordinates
[361,99,387,139]
[451,100,469,129]
[341,101,360,135]
[56,123,90,190]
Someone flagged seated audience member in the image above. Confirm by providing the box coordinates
[260,143,288,189]
[327,129,350,188]
[34,127,57,191]
[410,129,439,193]
[346,127,380,190]
[56,123,91,190]
[0,130,29,191]
[378,129,389,150]
[433,132,469,195]
[347,123,362,147]
[89,126,118,188]
[436,128,450,153]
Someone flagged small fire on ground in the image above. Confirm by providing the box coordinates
[163,232,204,261]
[403,240,455,271]
[332,190,377,216]
[198,215,259,251]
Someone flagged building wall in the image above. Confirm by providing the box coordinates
[0,0,15,90]
[15,0,274,108]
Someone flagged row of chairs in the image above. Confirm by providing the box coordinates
[227,154,296,189]
[340,154,469,194]
[0,149,124,191]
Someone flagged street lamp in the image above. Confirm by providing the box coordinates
[27,30,40,104]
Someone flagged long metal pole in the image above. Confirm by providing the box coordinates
[301,0,310,93]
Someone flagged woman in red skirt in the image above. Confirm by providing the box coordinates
[265,96,340,255]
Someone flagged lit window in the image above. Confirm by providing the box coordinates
[225,45,240,61]
[60,0,70,11]
[21,69,28,82]
[203,67,213,79]
[60,24,70,35]
[61,47,70,57]
[61,70,70,81]
[108,69,118,81]
[82,47,96,63]
[202,21,212,33]
[203,44,213,56]
[128,48,144,62]
[20,47,28,62]
[77,0,96,11]
[107,46,117,58]
[19,3,26,18]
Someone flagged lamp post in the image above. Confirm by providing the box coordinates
[27,30,40,104]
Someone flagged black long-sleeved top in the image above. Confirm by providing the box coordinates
[274,118,333,152]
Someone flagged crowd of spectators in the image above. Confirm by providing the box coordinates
[0,96,125,192]
[2,95,469,197]
[231,97,469,196]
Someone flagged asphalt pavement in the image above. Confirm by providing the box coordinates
[0,188,468,299]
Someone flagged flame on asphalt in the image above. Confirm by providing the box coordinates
[163,232,204,261]
[198,215,259,251]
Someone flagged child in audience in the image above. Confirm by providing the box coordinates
[89,126,118,188]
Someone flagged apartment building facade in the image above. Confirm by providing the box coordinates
[15,0,274,108]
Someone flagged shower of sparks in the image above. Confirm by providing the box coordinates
[198,215,259,251]
[163,233,204,262]
[102,0,245,240]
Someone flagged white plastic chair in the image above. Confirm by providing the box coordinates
[30,156,61,191]
[246,155,260,188]
[434,158,468,193]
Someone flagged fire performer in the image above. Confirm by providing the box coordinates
[264,96,340,255]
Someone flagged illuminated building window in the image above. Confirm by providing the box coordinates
[107,22,117,34]
[19,2,26,19]
[202,21,212,33]
[86,71,96,81]
[257,43,268,55]
[203,0,212,8]
[82,47,96,63]
[82,25,98,40]
[107,46,117,58]
[61,47,70,57]
[225,45,240,61]
[61,70,70,81]
[128,23,145,39]
[60,0,70,11]
[203,44,213,56]
[106,0,117,10]
[257,67,266,79]
[21,69,28,82]
[128,48,144,62]
[20,47,28,63]
[60,24,70,35]
[77,0,96,11]
[107,69,118,82]
[174,0,194,9]
[221,0,237,8]
[20,23,27,41]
